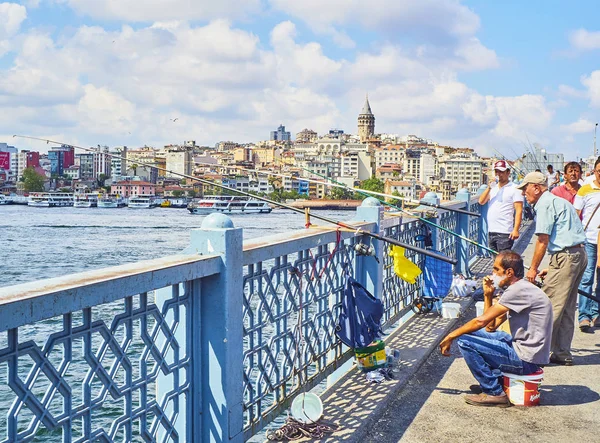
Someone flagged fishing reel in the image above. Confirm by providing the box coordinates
[414,224,433,248]
[354,242,380,263]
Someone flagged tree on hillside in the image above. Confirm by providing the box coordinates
[330,186,353,200]
[187,190,197,198]
[358,177,385,194]
[389,190,404,207]
[172,190,185,198]
[22,167,45,192]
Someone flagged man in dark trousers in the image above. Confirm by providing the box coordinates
[440,251,552,407]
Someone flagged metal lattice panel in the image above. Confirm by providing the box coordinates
[242,234,359,430]
[468,202,481,260]
[0,287,191,443]
[380,219,424,327]
[438,211,458,261]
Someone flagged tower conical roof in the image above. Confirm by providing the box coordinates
[360,95,373,115]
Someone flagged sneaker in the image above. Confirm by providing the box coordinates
[579,319,592,333]
[464,393,511,408]
[549,355,574,366]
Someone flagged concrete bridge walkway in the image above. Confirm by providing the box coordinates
[298,224,600,443]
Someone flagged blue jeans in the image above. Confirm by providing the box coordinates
[578,241,599,322]
[456,330,539,396]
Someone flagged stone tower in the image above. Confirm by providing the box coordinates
[358,95,375,142]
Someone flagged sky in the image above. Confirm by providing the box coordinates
[1,0,600,160]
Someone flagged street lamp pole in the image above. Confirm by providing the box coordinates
[595,123,598,158]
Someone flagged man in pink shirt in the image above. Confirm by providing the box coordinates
[551,162,582,205]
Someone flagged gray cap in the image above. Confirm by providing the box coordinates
[516,171,547,190]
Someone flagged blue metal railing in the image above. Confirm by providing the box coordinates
[0,194,485,442]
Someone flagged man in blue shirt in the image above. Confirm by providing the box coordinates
[517,171,586,366]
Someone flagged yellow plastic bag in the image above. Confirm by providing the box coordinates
[389,246,422,284]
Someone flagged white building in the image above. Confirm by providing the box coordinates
[419,153,438,186]
[438,155,483,193]
[163,149,193,178]
[374,145,404,170]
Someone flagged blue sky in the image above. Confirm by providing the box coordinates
[1,0,600,160]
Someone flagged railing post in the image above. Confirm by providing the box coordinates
[184,213,244,443]
[355,197,384,297]
[455,189,471,276]
[476,185,489,256]
[420,192,441,251]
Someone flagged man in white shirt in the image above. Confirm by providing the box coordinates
[547,165,560,190]
[479,160,524,252]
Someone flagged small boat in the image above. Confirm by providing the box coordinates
[187,195,272,215]
[98,194,126,208]
[28,192,74,207]
[74,193,99,208]
[128,195,158,209]
[161,198,188,208]
[0,194,10,205]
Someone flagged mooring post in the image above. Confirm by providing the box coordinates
[184,213,244,443]
[355,197,384,297]
[455,189,471,277]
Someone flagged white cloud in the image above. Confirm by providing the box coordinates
[582,70,600,107]
[558,84,587,99]
[0,2,27,38]
[560,118,597,134]
[568,28,600,51]
[53,0,262,21]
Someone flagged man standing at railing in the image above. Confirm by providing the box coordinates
[518,171,586,366]
[478,160,523,252]
[439,251,552,407]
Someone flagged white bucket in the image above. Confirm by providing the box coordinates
[502,369,544,406]
[441,302,461,319]
[290,393,323,423]
[476,301,484,317]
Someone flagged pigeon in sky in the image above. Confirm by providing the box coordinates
[170,118,179,122]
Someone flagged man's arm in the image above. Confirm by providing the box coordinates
[526,233,549,282]
[440,304,510,356]
[510,201,523,240]
[478,185,492,205]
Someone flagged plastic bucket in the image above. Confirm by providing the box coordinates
[291,393,323,423]
[355,340,387,372]
[475,301,484,317]
[502,369,544,406]
[441,302,461,319]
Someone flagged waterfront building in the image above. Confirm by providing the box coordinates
[110,180,156,198]
[270,124,291,142]
[162,148,193,178]
[438,154,483,193]
[110,147,127,182]
[64,165,80,180]
[48,145,75,177]
[296,128,317,143]
[76,153,94,180]
[16,150,40,181]
[358,95,375,142]
[0,143,18,181]
[384,179,418,200]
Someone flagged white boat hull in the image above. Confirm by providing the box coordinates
[188,206,272,215]
[74,201,96,208]
[98,201,126,208]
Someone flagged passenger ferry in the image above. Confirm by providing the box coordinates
[28,192,74,207]
[128,195,159,209]
[187,195,272,215]
[74,193,99,208]
[97,194,127,208]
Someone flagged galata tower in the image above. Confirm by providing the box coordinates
[358,95,375,142]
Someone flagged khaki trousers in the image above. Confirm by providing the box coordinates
[542,247,587,360]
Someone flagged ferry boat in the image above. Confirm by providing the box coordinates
[128,195,158,209]
[161,198,188,208]
[97,194,126,208]
[74,193,99,208]
[0,194,9,205]
[187,195,272,215]
[28,192,74,207]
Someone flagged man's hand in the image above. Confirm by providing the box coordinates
[537,269,548,281]
[509,228,520,240]
[482,275,496,297]
[440,336,453,356]
[526,267,538,283]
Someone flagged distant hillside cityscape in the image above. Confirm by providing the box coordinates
[0,96,591,202]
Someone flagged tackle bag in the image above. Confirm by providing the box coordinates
[336,276,384,349]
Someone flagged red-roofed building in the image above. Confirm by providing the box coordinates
[111,180,156,197]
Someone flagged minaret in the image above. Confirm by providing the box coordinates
[358,94,375,142]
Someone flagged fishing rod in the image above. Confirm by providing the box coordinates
[204,160,479,217]
[13,134,457,265]
[290,163,500,256]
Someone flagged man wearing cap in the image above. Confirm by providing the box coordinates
[519,171,586,366]
[478,160,523,252]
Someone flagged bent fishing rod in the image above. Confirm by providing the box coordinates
[14,135,457,265]
[291,163,501,256]
[202,160,479,217]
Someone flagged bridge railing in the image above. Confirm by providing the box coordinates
[0,193,487,442]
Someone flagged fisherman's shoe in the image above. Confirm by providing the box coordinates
[579,319,592,333]
[549,355,574,366]
[464,393,510,408]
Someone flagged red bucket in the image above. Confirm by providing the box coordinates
[502,369,544,406]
